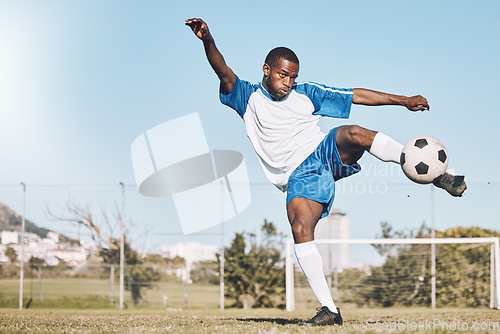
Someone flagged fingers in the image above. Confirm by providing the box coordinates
[412,106,429,112]
[419,96,430,111]
[408,95,430,112]
[185,18,204,27]
[410,105,428,112]
[185,18,198,30]
[185,18,210,40]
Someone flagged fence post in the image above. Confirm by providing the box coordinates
[494,238,500,309]
[430,187,436,310]
[183,280,188,309]
[19,182,26,310]
[285,239,294,311]
[37,265,42,301]
[110,265,114,304]
[333,270,339,301]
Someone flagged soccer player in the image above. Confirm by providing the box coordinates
[186,18,466,326]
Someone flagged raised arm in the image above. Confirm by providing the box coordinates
[185,18,236,93]
[352,88,429,112]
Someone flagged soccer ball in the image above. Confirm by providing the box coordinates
[400,136,448,184]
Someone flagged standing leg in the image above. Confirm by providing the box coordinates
[287,197,338,313]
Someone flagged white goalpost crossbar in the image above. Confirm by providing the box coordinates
[285,237,500,311]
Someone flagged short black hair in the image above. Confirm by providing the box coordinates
[264,47,299,68]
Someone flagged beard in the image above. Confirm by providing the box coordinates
[264,75,284,101]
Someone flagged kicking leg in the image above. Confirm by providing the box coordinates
[335,125,402,165]
[335,125,466,196]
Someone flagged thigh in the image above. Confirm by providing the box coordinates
[287,197,324,224]
[335,125,376,166]
[287,197,324,243]
[319,126,362,182]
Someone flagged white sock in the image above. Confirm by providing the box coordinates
[369,132,403,164]
[295,241,337,313]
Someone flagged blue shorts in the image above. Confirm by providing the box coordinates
[286,126,362,218]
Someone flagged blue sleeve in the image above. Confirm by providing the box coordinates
[294,82,353,118]
[219,75,256,118]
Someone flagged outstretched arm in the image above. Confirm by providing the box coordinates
[185,18,236,93]
[352,88,429,112]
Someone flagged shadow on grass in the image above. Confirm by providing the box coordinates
[236,318,303,325]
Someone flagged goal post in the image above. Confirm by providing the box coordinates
[285,237,500,311]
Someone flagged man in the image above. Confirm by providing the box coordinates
[186,18,466,326]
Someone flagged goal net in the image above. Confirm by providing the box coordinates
[285,237,500,311]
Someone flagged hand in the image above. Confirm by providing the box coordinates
[405,95,430,112]
[185,18,212,41]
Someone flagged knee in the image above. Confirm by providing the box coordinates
[344,125,364,145]
[291,218,314,243]
[342,125,375,149]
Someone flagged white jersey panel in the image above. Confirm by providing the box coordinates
[219,75,353,192]
[243,88,326,191]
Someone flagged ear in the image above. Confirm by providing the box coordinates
[263,63,271,77]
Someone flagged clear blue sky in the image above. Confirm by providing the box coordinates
[1,1,499,258]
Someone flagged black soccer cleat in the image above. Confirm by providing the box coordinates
[433,172,467,197]
[300,306,343,326]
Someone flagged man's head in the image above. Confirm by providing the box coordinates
[262,47,299,101]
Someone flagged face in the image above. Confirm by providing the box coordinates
[262,58,299,101]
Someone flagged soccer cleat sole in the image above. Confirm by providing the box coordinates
[433,173,467,197]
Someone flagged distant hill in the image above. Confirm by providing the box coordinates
[0,203,76,244]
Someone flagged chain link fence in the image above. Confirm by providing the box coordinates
[0,262,220,310]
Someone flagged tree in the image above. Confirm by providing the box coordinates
[48,201,158,305]
[142,254,164,265]
[28,256,44,269]
[223,220,285,309]
[362,245,431,307]
[99,238,161,304]
[190,260,219,285]
[0,246,20,279]
[362,222,431,307]
[434,226,499,307]
[363,223,499,307]
[165,256,186,267]
[47,201,121,250]
[5,245,17,264]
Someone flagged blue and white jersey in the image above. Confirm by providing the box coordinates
[220,75,353,191]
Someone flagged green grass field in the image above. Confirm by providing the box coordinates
[0,307,499,333]
[0,277,320,310]
[0,278,221,309]
[1,278,499,332]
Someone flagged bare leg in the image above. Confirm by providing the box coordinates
[335,125,467,196]
[287,197,338,313]
[335,125,377,165]
[287,197,323,243]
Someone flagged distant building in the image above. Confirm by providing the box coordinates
[0,231,18,245]
[47,232,59,243]
[0,245,8,263]
[43,232,60,246]
[162,242,217,265]
[162,242,217,282]
[24,232,41,245]
[47,247,87,265]
[0,229,89,265]
[314,208,350,274]
[0,201,90,266]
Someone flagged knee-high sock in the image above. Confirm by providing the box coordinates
[369,132,403,164]
[295,241,337,313]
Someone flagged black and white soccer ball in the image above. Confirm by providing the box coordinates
[400,136,448,184]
